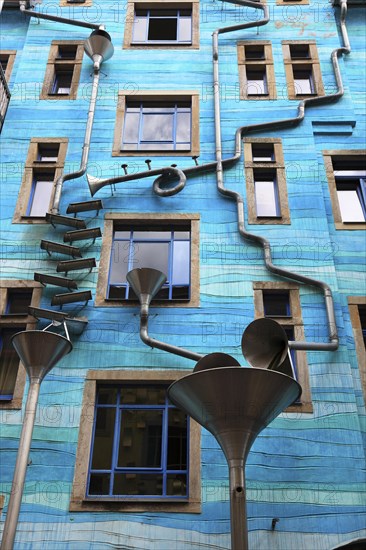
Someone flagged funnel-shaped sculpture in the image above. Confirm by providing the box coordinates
[241,318,289,371]
[1,330,72,550]
[12,330,72,382]
[126,268,167,316]
[168,367,301,550]
[84,29,114,70]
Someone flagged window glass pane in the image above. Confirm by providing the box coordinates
[178,16,192,42]
[114,231,131,239]
[133,231,171,240]
[337,190,365,222]
[118,409,163,467]
[38,144,59,162]
[245,45,265,59]
[123,112,140,144]
[141,113,174,142]
[289,44,310,59]
[148,18,177,41]
[91,407,116,469]
[97,387,118,405]
[246,69,267,95]
[255,180,279,217]
[6,290,33,314]
[176,112,191,144]
[131,242,169,275]
[293,70,313,94]
[167,408,187,469]
[175,231,190,240]
[167,474,187,496]
[172,241,190,284]
[121,386,166,405]
[89,473,110,495]
[57,45,77,59]
[132,15,147,42]
[29,178,54,217]
[109,241,130,284]
[113,473,163,496]
[252,143,274,162]
[0,327,21,399]
[263,292,291,317]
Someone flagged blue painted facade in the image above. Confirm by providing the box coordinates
[0,0,365,548]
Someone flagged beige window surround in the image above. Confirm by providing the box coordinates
[253,281,312,413]
[244,138,290,225]
[323,150,366,230]
[60,0,92,6]
[123,0,200,50]
[0,280,42,410]
[237,41,276,101]
[112,90,200,157]
[70,369,201,513]
[40,41,84,100]
[95,212,200,307]
[13,138,68,224]
[277,0,309,5]
[0,50,16,82]
[348,297,366,405]
[282,40,324,100]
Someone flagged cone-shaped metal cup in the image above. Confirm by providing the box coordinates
[84,29,114,66]
[127,268,167,311]
[11,330,72,383]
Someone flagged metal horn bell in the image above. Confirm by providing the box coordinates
[126,268,167,314]
[87,173,105,197]
[11,330,72,382]
[241,318,290,371]
[84,29,114,70]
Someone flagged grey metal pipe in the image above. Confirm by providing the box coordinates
[139,310,203,362]
[210,0,352,352]
[0,381,40,550]
[19,3,102,30]
[51,68,101,213]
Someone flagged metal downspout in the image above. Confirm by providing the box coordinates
[212,0,351,351]
[19,2,103,30]
[51,67,101,213]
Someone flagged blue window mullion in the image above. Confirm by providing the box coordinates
[358,178,366,217]
[145,10,150,42]
[167,231,174,300]
[26,178,37,216]
[161,396,169,496]
[137,104,144,151]
[87,391,102,496]
[109,388,121,496]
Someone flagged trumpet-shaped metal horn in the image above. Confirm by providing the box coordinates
[86,173,105,197]
[241,318,289,371]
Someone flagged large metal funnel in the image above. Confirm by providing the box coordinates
[84,29,114,70]
[11,330,72,383]
[241,318,289,371]
[168,367,301,550]
[126,268,167,313]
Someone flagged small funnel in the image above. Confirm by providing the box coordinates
[12,330,72,383]
[193,352,241,372]
[84,29,114,70]
[168,367,301,550]
[241,318,288,371]
[126,268,167,314]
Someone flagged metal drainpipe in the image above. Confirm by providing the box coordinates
[19,2,103,30]
[211,0,351,352]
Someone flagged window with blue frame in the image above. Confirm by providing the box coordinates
[132,8,192,44]
[108,225,191,301]
[88,384,189,499]
[50,66,73,95]
[253,169,280,218]
[121,100,192,152]
[26,170,55,217]
[0,326,24,401]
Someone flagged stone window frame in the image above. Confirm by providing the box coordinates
[40,41,84,101]
[112,90,200,157]
[0,50,16,82]
[276,0,308,5]
[95,212,200,307]
[282,40,324,100]
[253,281,312,413]
[123,0,200,50]
[60,0,92,6]
[13,137,68,224]
[237,41,276,101]
[0,280,42,410]
[70,369,201,513]
[323,150,366,230]
[348,297,366,405]
[244,138,290,225]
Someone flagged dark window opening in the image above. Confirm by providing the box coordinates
[246,68,268,95]
[244,45,265,59]
[5,289,33,315]
[37,143,60,162]
[289,44,310,59]
[0,327,24,401]
[263,291,291,317]
[293,67,314,95]
[57,45,78,59]
[358,305,366,348]
[252,143,275,162]
[133,8,192,44]
[50,67,73,95]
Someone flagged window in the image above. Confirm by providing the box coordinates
[40,41,84,100]
[253,282,312,412]
[0,281,42,409]
[13,138,68,223]
[0,50,16,82]
[323,151,366,229]
[244,138,290,224]
[282,41,324,99]
[348,297,366,405]
[237,41,276,100]
[95,213,200,307]
[276,0,309,4]
[60,0,90,7]
[70,370,201,512]
[113,91,199,156]
[123,0,199,49]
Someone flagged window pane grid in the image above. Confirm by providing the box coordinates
[88,385,188,499]
[132,9,192,44]
[336,177,366,222]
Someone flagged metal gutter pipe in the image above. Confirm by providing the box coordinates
[19,2,102,30]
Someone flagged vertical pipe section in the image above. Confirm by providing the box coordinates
[0,381,41,550]
[229,461,248,550]
[51,67,101,213]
